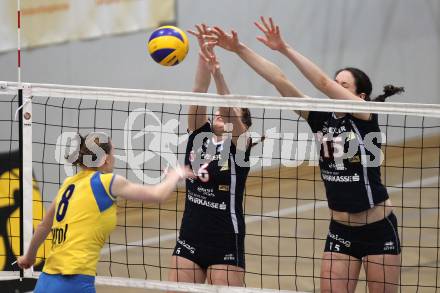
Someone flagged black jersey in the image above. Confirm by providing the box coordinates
[181,122,250,237]
[307,111,388,213]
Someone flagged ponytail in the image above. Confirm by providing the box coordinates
[371,85,405,102]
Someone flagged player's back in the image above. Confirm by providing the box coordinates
[43,169,116,276]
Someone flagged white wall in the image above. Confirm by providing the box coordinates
[0,0,439,104]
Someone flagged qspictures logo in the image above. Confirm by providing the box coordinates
[54,108,386,184]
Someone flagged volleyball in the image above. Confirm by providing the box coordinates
[148,26,189,66]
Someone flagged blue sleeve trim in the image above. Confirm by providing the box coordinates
[90,172,114,212]
[109,174,116,200]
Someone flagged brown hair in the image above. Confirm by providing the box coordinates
[66,133,112,167]
[371,85,405,102]
[335,67,404,102]
[239,107,263,149]
[240,108,252,128]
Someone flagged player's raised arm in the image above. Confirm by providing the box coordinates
[255,17,364,104]
[200,43,248,146]
[210,26,308,119]
[187,24,212,131]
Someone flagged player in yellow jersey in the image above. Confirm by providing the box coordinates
[17,132,193,293]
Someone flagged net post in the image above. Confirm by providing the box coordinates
[19,86,33,278]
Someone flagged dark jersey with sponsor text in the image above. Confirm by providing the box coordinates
[180,122,250,238]
[307,112,388,212]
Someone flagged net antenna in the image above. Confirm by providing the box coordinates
[16,0,34,281]
[17,0,21,85]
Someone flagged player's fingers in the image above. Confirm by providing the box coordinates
[202,24,214,35]
[195,24,203,35]
[204,43,216,55]
[231,30,239,41]
[187,30,199,37]
[211,29,222,38]
[260,16,271,31]
[213,26,227,37]
[269,17,275,32]
[256,36,268,45]
[201,43,214,59]
[17,261,28,269]
[254,21,267,34]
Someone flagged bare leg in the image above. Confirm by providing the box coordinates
[321,252,362,293]
[363,254,400,293]
[167,256,206,293]
[206,264,245,287]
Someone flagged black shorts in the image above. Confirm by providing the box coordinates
[324,212,401,260]
[172,232,245,270]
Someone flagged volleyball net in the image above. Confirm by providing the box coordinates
[0,81,439,292]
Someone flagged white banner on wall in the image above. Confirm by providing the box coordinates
[0,0,176,52]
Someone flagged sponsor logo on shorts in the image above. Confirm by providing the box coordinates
[328,232,351,247]
[224,253,235,261]
[384,241,395,251]
[177,238,196,254]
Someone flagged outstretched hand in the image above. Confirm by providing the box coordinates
[211,27,241,53]
[188,24,220,73]
[187,24,217,49]
[199,41,220,75]
[188,23,216,48]
[254,16,287,51]
[166,164,195,180]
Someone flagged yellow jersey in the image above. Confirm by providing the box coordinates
[43,170,117,276]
